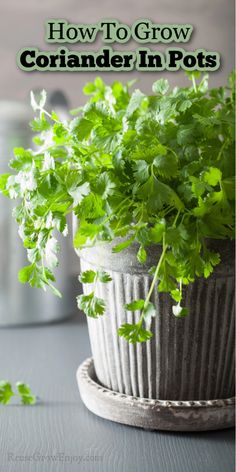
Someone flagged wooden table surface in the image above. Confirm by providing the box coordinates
[0,316,234,472]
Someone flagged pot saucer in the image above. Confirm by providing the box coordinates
[76,358,235,431]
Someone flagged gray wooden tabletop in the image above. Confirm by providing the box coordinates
[0,315,234,472]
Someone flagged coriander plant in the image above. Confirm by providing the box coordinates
[0,72,235,343]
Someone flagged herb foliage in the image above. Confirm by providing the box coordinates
[0,72,235,343]
[0,380,36,405]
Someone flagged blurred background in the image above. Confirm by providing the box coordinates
[0,0,234,325]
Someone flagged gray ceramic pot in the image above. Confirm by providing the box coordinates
[77,238,235,402]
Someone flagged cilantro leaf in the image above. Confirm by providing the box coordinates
[137,245,147,263]
[153,153,178,178]
[112,238,134,253]
[97,271,112,283]
[79,270,112,284]
[152,79,169,95]
[0,174,10,196]
[77,292,106,318]
[125,299,145,311]
[172,304,189,318]
[70,117,94,140]
[118,323,153,343]
[136,175,184,212]
[18,265,35,283]
[203,167,222,186]
[149,221,166,243]
[0,381,14,405]
[133,160,150,183]
[79,270,97,283]
[143,302,156,323]
[126,89,146,116]
[30,113,50,132]
[16,382,36,405]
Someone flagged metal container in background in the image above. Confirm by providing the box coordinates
[0,96,78,326]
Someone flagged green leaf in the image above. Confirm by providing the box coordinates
[10,148,34,171]
[94,172,115,198]
[172,304,189,318]
[73,222,101,248]
[126,89,146,117]
[18,265,34,284]
[177,126,194,145]
[136,175,184,212]
[203,167,222,186]
[125,299,145,311]
[171,288,182,302]
[203,250,221,278]
[97,271,112,283]
[94,77,105,89]
[51,111,60,121]
[83,82,96,94]
[30,113,50,132]
[158,256,177,292]
[179,100,192,112]
[143,302,156,323]
[136,227,150,245]
[149,221,165,243]
[71,117,94,140]
[77,292,106,318]
[112,238,134,253]
[137,246,147,263]
[79,270,111,284]
[68,182,90,206]
[77,193,105,219]
[153,153,178,178]
[16,382,36,405]
[79,270,97,284]
[0,173,10,196]
[53,123,68,144]
[156,143,167,155]
[133,160,149,183]
[45,237,59,269]
[118,323,153,343]
[73,231,87,249]
[0,381,14,404]
[152,79,169,95]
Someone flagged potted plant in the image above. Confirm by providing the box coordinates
[0,72,235,431]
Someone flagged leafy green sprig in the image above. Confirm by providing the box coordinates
[77,269,112,318]
[0,73,235,343]
[0,380,36,405]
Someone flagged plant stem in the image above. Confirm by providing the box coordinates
[101,196,131,226]
[139,209,180,325]
[173,209,180,227]
[216,139,228,161]
[192,74,197,93]
[145,234,167,308]
[139,233,167,325]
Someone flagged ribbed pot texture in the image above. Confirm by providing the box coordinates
[78,239,235,401]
